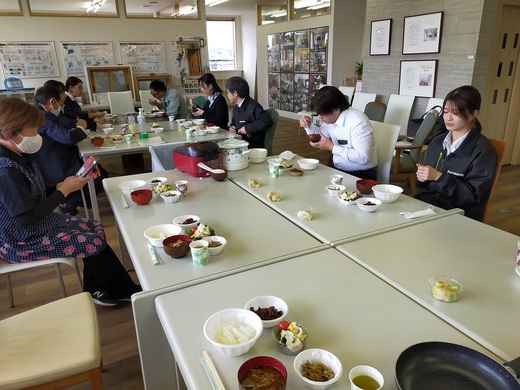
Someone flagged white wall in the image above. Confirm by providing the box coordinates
[0,0,206,90]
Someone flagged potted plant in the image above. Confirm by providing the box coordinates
[354,59,363,79]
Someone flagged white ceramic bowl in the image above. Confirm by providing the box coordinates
[206,126,220,134]
[203,308,263,357]
[325,184,346,197]
[249,148,268,156]
[196,129,207,136]
[372,184,404,203]
[192,118,205,125]
[173,214,200,231]
[160,190,181,204]
[111,136,124,144]
[146,176,167,189]
[102,127,114,135]
[144,224,183,247]
[250,155,266,163]
[293,348,343,390]
[151,127,164,134]
[146,113,155,119]
[244,296,288,328]
[355,197,382,212]
[118,179,146,195]
[202,235,227,255]
[298,158,319,170]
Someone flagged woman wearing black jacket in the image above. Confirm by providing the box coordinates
[189,73,229,130]
[414,85,497,221]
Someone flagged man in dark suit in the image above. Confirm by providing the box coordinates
[226,77,273,149]
[32,86,108,215]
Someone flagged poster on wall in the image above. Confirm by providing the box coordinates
[0,41,59,78]
[61,42,114,78]
[119,41,166,74]
[267,26,328,114]
[402,12,443,54]
[399,60,438,97]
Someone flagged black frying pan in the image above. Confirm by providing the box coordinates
[395,342,520,390]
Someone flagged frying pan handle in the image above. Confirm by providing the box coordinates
[504,356,520,378]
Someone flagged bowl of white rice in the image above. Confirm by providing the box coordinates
[203,308,263,357]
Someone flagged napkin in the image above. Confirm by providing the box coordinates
[399,205,436,219]
[279,150,296,161]
[138,137,165,147]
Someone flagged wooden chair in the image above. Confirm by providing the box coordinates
[390,110,439,194]
[482,139,506,222]
[265,108,280,155]
[364,102,387,122]
[370,121,400,184]
[384,94,416,136]
[0,257,83,308]
[0,292,103,389]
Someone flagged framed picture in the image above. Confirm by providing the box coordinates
[370,19,392,55]
[133,74,172,100]
[402,11,443,54]
[399,60,438,97]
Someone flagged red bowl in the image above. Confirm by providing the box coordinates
[238,356,287,390]
[356,179,377,195]
[91,137,104,147]
[211,169,228,182]
[130,189,153,205]
[308,134,321,142]
[162,235,192,258]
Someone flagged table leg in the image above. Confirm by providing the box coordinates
[87,179,101,221]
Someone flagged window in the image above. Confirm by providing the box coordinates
[207,19,236,70]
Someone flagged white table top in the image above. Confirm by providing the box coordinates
[155,249,502,390]
[336,213,520,362]
[227,158,461,245]
[103,170,325,291]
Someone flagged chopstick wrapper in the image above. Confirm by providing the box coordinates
[147,242,163,265]
[400,205,436,219]
[199,350,226,390]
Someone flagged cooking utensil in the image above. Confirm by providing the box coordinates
[395,342,520,389]
[197,162,225,174]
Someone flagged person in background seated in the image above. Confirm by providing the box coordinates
[226,76,273,149]
[415,85,497,221]
[188,73,229,130]
[148,80,180,119]
[0,98,141,306]
[300,86,378,180]
[32,86,108,215]
[60,76,105,131]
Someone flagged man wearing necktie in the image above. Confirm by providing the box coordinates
[226,77,273,149]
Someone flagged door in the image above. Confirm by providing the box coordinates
[187,49,202,75]
[480,2,520,164]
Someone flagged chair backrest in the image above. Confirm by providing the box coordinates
[409,110,439,162]
[370,120,401,184]
[149,144,176,172]
[139,90,156,112]
[384,94,416,136]
[264,108,280,155]
[482,138,506,222]
[194,95,206,108]
[426,97,444,113]
[338,86,355,104]
[351,92,376,112]
[364,101,387,122]
[107,91,134,115]
[175,88,190,119]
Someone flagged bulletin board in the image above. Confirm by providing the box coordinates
[119,41,167,74]
[61,41,115,78]
[0,41,60,78]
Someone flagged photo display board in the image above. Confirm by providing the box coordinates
[119,41,167,74]
[0,41,59,78]
[268,26,328,113]
[61,41,115,78]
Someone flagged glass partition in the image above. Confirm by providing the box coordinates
[258,3,288,26]
[124,0,200,19]
[0,0,22,16]
[28,0,118,17]
[293,0,331,20]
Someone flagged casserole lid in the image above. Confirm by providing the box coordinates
[217,137,249,149]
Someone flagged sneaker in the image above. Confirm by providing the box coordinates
[118,296,132,302]
[91,291,118,307]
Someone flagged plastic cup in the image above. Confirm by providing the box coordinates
[190,240,209,266]
[139,133,149,140]
[331,174,343,185]
[269,163,280,177]
[349,365,384,390]
[175,180,188,197]
[169,115,175,123]
[124,134,133,144]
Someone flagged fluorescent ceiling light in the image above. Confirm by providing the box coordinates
[272,11,287,18]
[262,20,275,25]
[206,0,228,6]
[86,0,107,13]
[307,3,330,10]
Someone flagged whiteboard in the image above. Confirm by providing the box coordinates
[119,41,166,74]
[0,41,60,78]
[61,41,115,78]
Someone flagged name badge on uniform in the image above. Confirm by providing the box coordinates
[338,139,348,145]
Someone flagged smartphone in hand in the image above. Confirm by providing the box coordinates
[76,156,97,178]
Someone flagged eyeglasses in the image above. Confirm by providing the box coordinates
[150,90,160,98]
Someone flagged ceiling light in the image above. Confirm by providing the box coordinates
[86,0,107,13]
[272,11,287,18]
[206,0,228,6]
[307,2,330,10]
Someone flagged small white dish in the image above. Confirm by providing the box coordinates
[160,190,181,204]
[245,296,288,328]
[151,127,164,134]
[298,158,319,170]
[202,236,227,255]
[325,185,346,197]
[355,197,381,212]
[206,126,220,134]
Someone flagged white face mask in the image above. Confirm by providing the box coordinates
[11,133,43,154]
[49,99,62,116]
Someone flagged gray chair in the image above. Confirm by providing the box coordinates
[264,108,279,156]
[391,110,439,193]
[364,102,387,122]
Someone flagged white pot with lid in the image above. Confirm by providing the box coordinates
[217,137,250,171]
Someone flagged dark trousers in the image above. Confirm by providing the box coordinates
[333,164,378,181]
[82,244,140,299]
